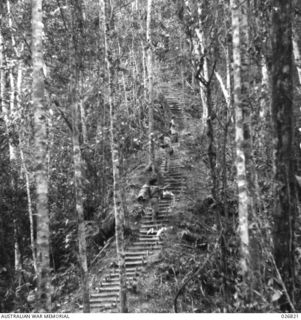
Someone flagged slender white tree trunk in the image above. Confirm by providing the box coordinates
[230,0,250,279]
[118,41,128,114]
[71,82,90,313]
[194,14,209,135]
[141,40,147,101]
[146,0,154,166]
[32,0,51,311]
[100,0,128,312]
[79,78,88,144]
[293,31,301,86]
[260,54,270,118]
[7,0,18,160]
[70,0,90,312]
[20,144,38,273]
[0,14,5,131]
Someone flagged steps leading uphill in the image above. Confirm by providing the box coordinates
[82,90,186,312]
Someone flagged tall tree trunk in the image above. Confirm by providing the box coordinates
[194,2,209,136]
[0,8,6,133]
[80,79,88,144]
[293,1,301,86]
[31,0,51,311]
[194,2,218,202]
[260,54,270,119]
[71,0,90,312]
[180,37,186,123]
[146,0,154,167]
[131,38,138,109]
[141,40,147,101]
[214,68,230,217]
[271,0,296,311]
[117,40,128,115]
[100,0,128,312]
[13,218,22,285]
[7,2,20,287]
[2,2,23,294]
[230,0,251,284]
[214,42,233,299]
[0,20,4,114]
[293,32,301,86]
[20,143,37,273]
[71,74,90,313]
[7,0,17,161]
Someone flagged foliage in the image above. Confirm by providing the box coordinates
[0,0,300,313]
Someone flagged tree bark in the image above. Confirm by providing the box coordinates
[117,40,128,115]
[194,2,209,136]
[7,0,17,161]
[20,144,37,273]
[293,33,301,87]
[100,0,128,312]
[194,2,218,202]
[0,10,5,135]
[146,0,155,167]
[271,0,296,310]
[70,0,90,313]
[31,0,51,311]
[141,40,147,101]
[293,3,301,86]
[80,80,88,144]
[230,0,251,282]
[71,78,90,313]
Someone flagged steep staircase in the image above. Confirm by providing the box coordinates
[82,91,186,313]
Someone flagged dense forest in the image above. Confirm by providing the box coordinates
[0,0,301,314]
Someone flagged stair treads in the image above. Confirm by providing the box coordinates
[86,108,186,312]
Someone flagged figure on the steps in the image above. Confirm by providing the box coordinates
[136,182,150,220]
[169,116,178,143]
[149,177,162,221]
[136,176,162,221]
[159,134,173,172]
[144,151,163,186]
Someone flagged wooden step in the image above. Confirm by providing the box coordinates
[139,229,160,235]
[125,250,151,256]
[125,255,146,260]
[129,244,161,251]
[101,278,135,287]
[80,302,118,311]
[142,218,171,223]
[138,237,160,242]
[89,303,118,311]
[140,220,169,226]
[142,212,170,217]
[90,292,119,300]
[138,234,160,240]
[132,241,162,247]
[92,286,120,293]
[109,272,140,279]
[90,296,119,304]
[139,229,162,235]
[124,260,146,267]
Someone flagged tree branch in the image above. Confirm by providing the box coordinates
[56,0,69,32]
[214,70,230,105]
[51,99,73,132]
[174,231,222,312]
